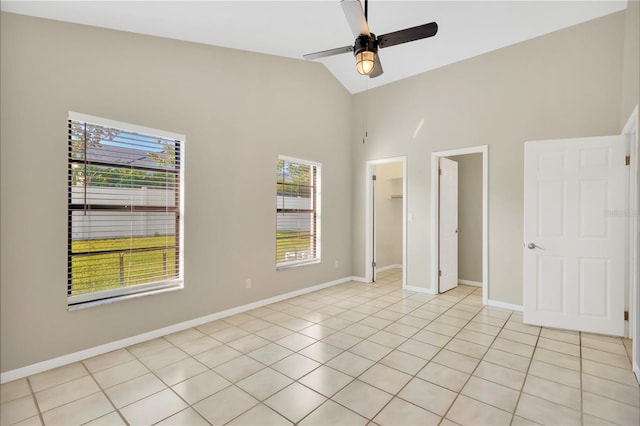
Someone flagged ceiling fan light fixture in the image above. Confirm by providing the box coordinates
[355,50,376,75]
[302,0,438,80]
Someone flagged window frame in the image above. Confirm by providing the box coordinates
[276,155,322,269]
[67,112,185,309]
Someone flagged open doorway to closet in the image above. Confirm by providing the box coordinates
[365,157,407,286]
[431,146,488,304]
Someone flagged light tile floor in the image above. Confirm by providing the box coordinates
[2,269,639,425]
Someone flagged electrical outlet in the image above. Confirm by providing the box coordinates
[245,278,252,289]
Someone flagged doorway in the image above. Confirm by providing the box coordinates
[431,146,488,303]
[365,157,407,286]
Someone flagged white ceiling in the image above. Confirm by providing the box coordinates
[1,1,628,94]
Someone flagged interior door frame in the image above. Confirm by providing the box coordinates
[622,105,639,382]
[365,156,407,286]
[430,145,488,303]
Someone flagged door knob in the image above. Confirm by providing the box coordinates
[527,243,537,249]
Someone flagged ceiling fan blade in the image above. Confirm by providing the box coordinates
[303,45,354,60]
[378,22,438,49]
[341,0,370,37]
[370,54,383,78]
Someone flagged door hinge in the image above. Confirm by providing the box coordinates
[624,311,629,321]
[372,261,377,267]
[372,174,377,181]
[438,270,442,277]
[626,155,631,166]
[439,169,442,175]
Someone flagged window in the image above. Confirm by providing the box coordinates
[68,112,184,308]
[276,156,321,268]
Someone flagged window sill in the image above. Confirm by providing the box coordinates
[67,282,183,311]
[276,259,321,271]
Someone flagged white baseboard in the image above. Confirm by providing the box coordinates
[349,276,369,283]
[487,299,523,312]
[458,279,482,287]
[633,363,640,385]
[405,285,437,295]
[1,276,356,384]
[376,264,402,273]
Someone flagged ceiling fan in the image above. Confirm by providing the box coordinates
[303,0,438,78]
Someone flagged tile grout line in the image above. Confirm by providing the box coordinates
[25,373,45,426]
[341,287,463,423]
[82,355,129,425]
[578,338,639,425]
[438,298,521,425]
[111,340,191,425]
[280,278,405,425]
[340,292,451,422]
[507,314,542,426]
[186,326,273,425]
[29,358,117,425]
[369,286,482,423]
[579,331,584,426]
[295,279,469,424]
[215,280,398,425]
[302,278,437,423]
[336,285,487,424]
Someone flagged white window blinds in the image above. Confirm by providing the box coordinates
[67,113,184,307]
[276,156,321,268]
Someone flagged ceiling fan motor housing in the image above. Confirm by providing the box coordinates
[354,33,378,56]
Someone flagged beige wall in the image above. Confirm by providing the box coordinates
[374,162,403,269]
[351,12,625,304]
[448,154,482,283]
[0,12,353,372]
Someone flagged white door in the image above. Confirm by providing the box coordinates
[523,135,627,336]
[439,158,458,293]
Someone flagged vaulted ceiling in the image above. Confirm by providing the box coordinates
[1,1,628,93]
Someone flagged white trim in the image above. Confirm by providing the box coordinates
[68,283,183,311]
[276,259,321,271]
[406,285,437,295]
[376,264,402,273]
[68,278,183,307]
[1,276,354,384]
[431,145,489,304]
[68,111,185,142]
[349,276,369,283]
[277,154,322,169]
[458,279,482,287]
[488,299,523,312]
[622,104,639,381]
[365,157,407,287]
